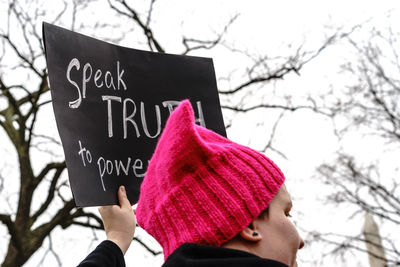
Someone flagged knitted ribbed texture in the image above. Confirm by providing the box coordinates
[136,100,285,260]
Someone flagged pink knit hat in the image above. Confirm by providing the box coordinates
[136,100,285,259]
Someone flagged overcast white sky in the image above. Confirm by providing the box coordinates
[1,0,399,266]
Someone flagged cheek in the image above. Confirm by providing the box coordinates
[275,217,302,250]
[283,219,301,249]
[262,217,302,266]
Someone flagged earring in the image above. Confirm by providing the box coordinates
[252,232,258,236]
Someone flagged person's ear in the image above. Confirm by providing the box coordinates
[239,220,262,242]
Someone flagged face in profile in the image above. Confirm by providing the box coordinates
[222,184,304,266]
[253,184,304,267]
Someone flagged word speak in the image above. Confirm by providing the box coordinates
[66,58,127,109]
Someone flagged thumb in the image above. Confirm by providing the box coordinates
[118,185,130,208]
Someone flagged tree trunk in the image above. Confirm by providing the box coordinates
[2,242,27,267]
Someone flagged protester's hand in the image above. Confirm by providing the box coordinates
[98,186,136,255]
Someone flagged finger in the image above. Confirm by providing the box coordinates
[98,206,109,221]
[118,185,130,208]
[98,205,111,215]
[98,206,107,215]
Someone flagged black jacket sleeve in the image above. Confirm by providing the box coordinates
[77,240,126,267]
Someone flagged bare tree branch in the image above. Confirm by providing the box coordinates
[108,0,164,52]
[133,237,162,256]
[31,167,65,225]
[34,161,66,187]
[182,14,239,55]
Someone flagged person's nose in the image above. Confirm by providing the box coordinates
[299,236,305,250]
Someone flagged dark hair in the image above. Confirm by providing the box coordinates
[258,207,269,218]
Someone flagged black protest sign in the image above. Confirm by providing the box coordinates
[43,23,226,207]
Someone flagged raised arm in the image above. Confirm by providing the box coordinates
[77,186,136,267]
